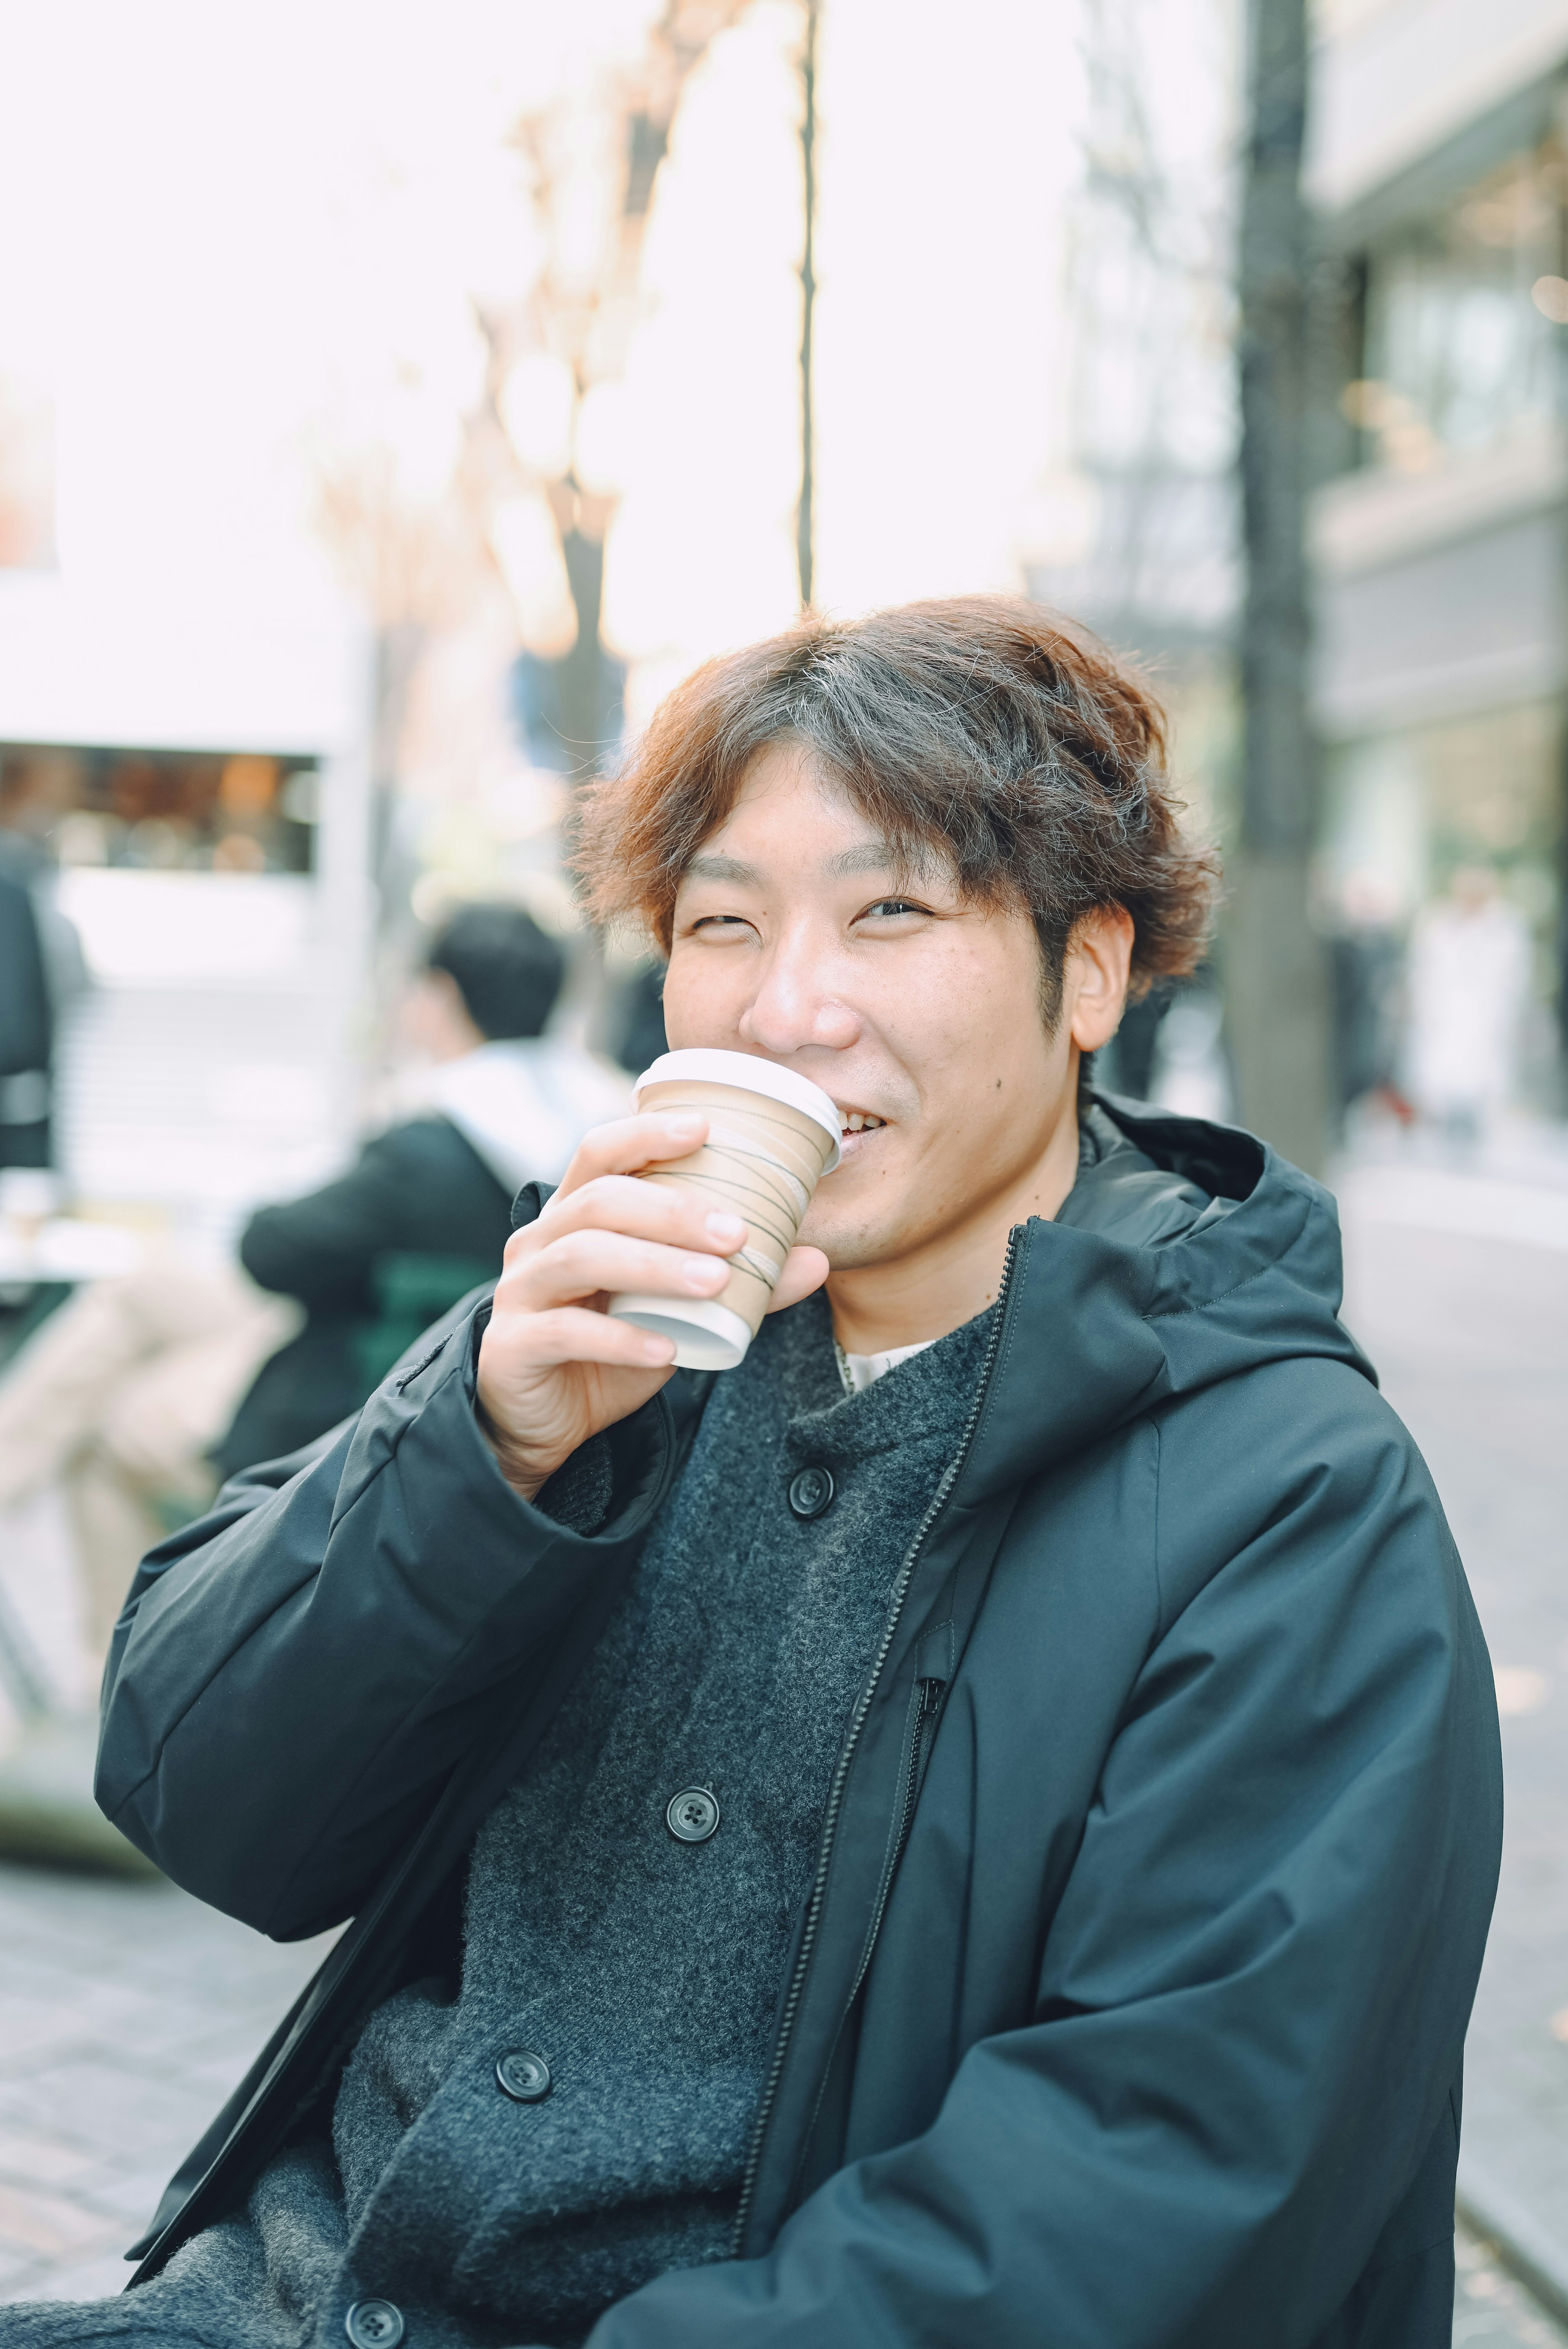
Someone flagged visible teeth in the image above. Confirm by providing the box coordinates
[842,1112,885,1132]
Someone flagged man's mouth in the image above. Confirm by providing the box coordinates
[838,1108,888,1138]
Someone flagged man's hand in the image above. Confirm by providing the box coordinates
[476,1112,830,1500]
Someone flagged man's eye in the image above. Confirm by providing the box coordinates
[863,899,924,920]
[689,914,751,935]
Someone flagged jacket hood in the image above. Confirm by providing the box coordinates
[960,1093,1374,1505]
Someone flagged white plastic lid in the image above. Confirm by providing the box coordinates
[635,1048,842,1171]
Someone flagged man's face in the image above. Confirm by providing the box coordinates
[663,744,1100,1273]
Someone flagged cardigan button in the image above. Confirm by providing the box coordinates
[788,1465,835,1519]
[495,2049,553,2102]
[345,2302,404,2348]
[666,1786,721,1842]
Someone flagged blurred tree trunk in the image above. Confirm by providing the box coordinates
[796,0,818,609]
[500,0,754,789]
[1227,0,1330,1172]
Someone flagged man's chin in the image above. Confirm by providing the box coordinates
[799,1201,908,1274]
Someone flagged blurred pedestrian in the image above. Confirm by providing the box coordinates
[217,901,629,1474]
[1405,865,1531,1148]
[607,959,670,1081]
[0,858,55,1172]
[1329,871,1411,1129]
[0,769,89,1171]
[1095,975,1172,1098]
[0,1261,300,1663]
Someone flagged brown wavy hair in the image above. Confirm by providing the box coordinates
[576,595,1217,1007]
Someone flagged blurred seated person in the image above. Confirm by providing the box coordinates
[0,1260,300,1669]
[0,903,628,1665]
[0,764,89,1172]
[0,849,58,1174]
[217,902,628,1475]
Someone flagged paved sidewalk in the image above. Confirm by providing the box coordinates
[1458,2224,1568,2344]
[0,1866,332,2307]
[1339,1188,1568,2325]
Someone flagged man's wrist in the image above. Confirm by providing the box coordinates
[473,1393,550,1503]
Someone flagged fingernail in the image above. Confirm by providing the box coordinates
[665,1117,704,1137]
[682,1254,726,1292]
[705,1211,746,1244]
[642,1335,675,1363]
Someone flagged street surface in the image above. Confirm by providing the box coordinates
[0,1867,334,2307]
[1338,1163,1568,2338]
[0,1158,1563,2342]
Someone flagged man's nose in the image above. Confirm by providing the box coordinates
[737,933,858,1055]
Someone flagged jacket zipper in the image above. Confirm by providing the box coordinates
[806,1669,944,2094]
[731,1228,1020,2252]
[878,1676,945,1950]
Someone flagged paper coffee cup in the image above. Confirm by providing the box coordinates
[609,1048,842,1371]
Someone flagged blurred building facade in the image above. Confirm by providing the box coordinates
[0,573,374,1243]
[1310,0,1568,1113]
[1033,0,1568,1125]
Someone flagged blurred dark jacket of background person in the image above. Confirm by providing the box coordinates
[1328,876,1409,1125]
[216,904,630,1475]
[0,769,90,1172]
[0,858,51,1171]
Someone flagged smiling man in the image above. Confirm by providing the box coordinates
[24,600,1499,2349]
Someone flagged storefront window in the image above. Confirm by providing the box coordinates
[1344,144,1568,471]
[0,743,318,875]
[1321,698,1563,1106]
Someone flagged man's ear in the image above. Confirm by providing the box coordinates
[1065,907,1135,1054]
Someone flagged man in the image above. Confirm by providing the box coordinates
[218,900,629,1474]
[14,600,1498,2348]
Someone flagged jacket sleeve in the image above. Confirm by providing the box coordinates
[575,1387,1501,2349]
[95,1299,672,1940]
[238,1130,413,1310]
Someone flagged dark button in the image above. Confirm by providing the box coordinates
[788,1465,835,1520]
[495,2048,553,2103]
[666,1786,721,1843]
[345,2303,404,2349]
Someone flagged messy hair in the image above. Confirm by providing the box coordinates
[575,595,1217,1008]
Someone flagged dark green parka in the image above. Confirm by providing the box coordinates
[97,1099,1502,2347]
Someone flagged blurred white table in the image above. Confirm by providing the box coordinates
[0,1219,143,1286]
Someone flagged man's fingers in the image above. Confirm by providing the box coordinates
[551,1112,711,1199]
[501,1227,736,1316]
[493,1305,677,1371]
[766,1245,831,1314]
[528,1172,748,1260]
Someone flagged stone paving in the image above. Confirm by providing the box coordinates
[0,1167,1562,2342]
[1457,2226,1568,2346]
[1339,1193,1568,2329]
[0,1867,333,2308]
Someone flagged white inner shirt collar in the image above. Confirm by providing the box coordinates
[833,1336,940,1395]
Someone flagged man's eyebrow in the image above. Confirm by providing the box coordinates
[825,841,901,879]
[683,840,928,886]
[684,853,759,884]
[830,839,950,885]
